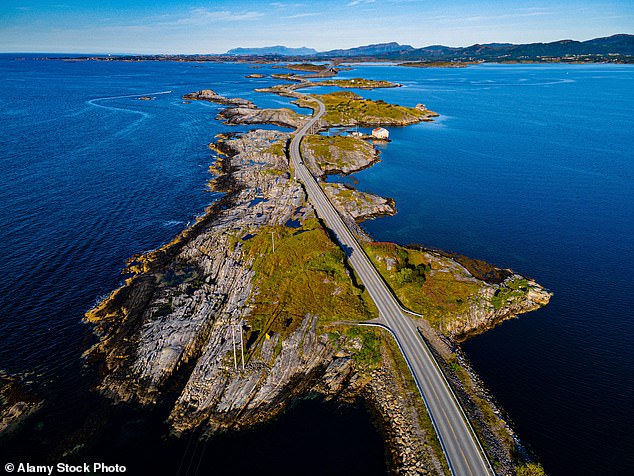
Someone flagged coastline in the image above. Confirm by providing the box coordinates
[81,67,551,475]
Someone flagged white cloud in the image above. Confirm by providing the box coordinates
[347,0,376,6]
[284,12,321,19]
[271,2,306,8]
[175,8,265,25]
[464,11,553,23]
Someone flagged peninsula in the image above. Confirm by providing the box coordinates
[83,65,550,475]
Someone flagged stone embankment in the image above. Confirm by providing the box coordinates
[364,348,447,476]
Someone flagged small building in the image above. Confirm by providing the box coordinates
[372,127,389,140]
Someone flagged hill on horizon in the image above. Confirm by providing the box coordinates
[225,45,317,56]
[224,35,634,62]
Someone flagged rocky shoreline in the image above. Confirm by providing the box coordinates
[183,89,256,108]
[84,68,550,475]
[323,183,397,222]
[301,134,380,177]
[0,372,42,435]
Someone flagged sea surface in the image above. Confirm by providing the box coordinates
[0,56,385,475]
[0,57,633,475]
[331,63,634,475]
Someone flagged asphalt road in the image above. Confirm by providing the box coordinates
[289,97,494,476]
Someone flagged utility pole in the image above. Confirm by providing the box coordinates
[231,323,237,370]
[239,324,245,370]
[271,231,275,253]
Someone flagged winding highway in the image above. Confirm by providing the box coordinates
[290,97,494,476]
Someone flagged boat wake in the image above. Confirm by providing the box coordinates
[85,90,172,136]
[86,90,172,114]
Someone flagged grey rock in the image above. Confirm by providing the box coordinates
[183,89,256,108]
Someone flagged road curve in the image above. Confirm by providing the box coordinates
[290,97,494,476]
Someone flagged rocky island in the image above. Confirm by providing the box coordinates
[301,134,379,177]
[84,65,550,475]
[183,89,256,108]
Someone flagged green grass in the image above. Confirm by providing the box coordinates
[277,63,331,72]
[318,78,399,89]
[305,134,363,152]
[491,278,529,310]
[297,91,432,126]
[264,139,286,158]
[327,326,383,368]
[323,184,377,211]
[515,463,546,476]
[303,134,375,172]
[365,242,482,330]
[242,219,375,341]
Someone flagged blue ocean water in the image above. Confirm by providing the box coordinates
[332,63,634,475]
[1,57,633,475]
[0,57,386,474]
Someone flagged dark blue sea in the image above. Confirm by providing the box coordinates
[0,56,384,475]
[1,56,633,475]
[332,63,634,475]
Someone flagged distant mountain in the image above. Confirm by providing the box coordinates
[226,46,317,56]
[320,42,414,57]
[393,34,634,61]
[222,35,633,62]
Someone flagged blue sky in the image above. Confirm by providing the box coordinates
[1,0,632,53]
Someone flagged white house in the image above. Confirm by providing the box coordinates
[372,127,389,140]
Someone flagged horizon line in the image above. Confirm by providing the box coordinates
[1,33,631,56]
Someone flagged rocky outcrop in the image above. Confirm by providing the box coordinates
[395,247,552,340]
[273,63,338,78]
[84,130,376,437]
[0,372,42,434]
[301,134,379,177]
[217,106,305,129]
[448,274,551,340]
[86,130,300,402]
[318,78,402,89]
[170,315,343,433]
[183,89,256,108]
[295,91,439,128]
[324,182,396,221]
